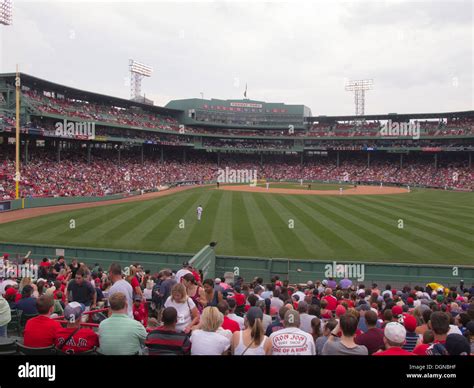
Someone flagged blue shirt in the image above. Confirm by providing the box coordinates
[15,297,38,315]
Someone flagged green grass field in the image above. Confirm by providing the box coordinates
[0,187,472,265]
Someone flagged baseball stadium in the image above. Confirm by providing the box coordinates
[0,1,473,364]
[0,73,472,287]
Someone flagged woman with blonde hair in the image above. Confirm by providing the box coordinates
[190,306,231,355]
[164,283,199,333]
[232,306,271,355]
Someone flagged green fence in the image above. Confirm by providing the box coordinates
[0,242,472,287]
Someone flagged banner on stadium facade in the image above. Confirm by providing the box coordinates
[421,147,442,152]
[230,102,263,109]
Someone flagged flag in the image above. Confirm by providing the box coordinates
[244,83,247,99]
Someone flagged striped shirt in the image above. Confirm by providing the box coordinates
[402,331,418,352]
[145,326,191,355]
[98,313,147,355]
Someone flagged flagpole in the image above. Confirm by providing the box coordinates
[15,65,21,199]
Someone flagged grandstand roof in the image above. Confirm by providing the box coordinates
[307,110,474,122]
[0,72,184,117]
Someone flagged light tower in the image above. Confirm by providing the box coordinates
[0,0,13,25]
[345,79,373,116]
[129,59,153,100]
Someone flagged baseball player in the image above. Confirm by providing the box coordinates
[339,187,343,195]
[197,205,203,221]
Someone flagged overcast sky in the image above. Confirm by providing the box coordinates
[0,0,472,115]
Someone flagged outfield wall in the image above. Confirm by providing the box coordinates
[0,243,472,287]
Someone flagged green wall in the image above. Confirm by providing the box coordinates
[0,243,472,287]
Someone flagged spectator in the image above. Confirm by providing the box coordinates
[445,333,471,355]
[133,295,148,327]
[158,270,176,308]
[400,313,419,352]
[108,263,134,318]
[355,310,384,355]
[310,317,322,345]
[266,305,289,337]
[322,314,368,355]
[315,319,338,355]
[23,295,61,348]
[269,310,316,355]
[298,301,313,334]
[15,285,38,315]
[182,273,203,313]
[199,279,223,307]
[55,302,99,353]
[164,283,199,334]
[270,288,284,311]
[175,262,192,284]
[145,307,192,355]
[217,301,240,333]
[0,294,11,337]
[374,322,414,356]
[413,311,450,355]
[227,298,245,330]
[190,306,231,355]
[65,269,96,310]
[232,307,272,355]
[98,292,147,355]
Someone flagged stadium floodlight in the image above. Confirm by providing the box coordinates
[0,0,13,25]
[345,79,373,116]
[129,59,153,100]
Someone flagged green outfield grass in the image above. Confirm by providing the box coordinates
[257,183,352,190]
[0,187,472,265]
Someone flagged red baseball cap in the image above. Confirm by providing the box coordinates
[400,313,417,332]
[4,288,17,297]
[335,305,346,317]
[391,305,403,316]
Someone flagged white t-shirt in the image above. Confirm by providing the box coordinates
[164,296,196,332]
[109,279,134,318]
[293,291,306,302]
[269,327,316,355]
[270,297,284,311]
[190,330,231,355]
[228,313,245,330]
[175,269,192,284]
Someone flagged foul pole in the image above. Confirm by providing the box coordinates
[15,65,20,199]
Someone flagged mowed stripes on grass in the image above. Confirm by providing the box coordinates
[0,187,472,265]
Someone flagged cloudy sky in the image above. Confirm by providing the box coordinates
[0,0,472,115]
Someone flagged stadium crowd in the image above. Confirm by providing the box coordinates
[0,149,472,200]
[0,253,472,356]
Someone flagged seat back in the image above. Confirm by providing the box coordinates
[17,343,56,355]
[0,338,17,355]
[7,309,22,336]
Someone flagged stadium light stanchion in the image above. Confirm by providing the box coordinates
[15,65,21,199]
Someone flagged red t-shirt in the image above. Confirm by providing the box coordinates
[133,303,148,326]
[412,340,446,356]
[373,347,414,356]
[53,289,66,303]
[338,299,355,308]
[131,276,140,290]
[232,293,246,306]
[222,316,240,333]
[24,315,62,347]
[55,327,99,353]
[322,295,338,311]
